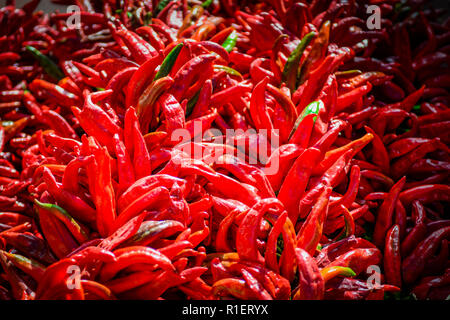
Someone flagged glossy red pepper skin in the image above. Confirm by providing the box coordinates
[384,225,402,288]
[297,187,331,255]
[326,248,382,276]
[278,147,321,222]
[372,177,406,248]
[99,246,175,282]
[402,227,450,284]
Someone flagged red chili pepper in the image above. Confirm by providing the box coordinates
[384,224,402,288]
[292,248,324,300]
[297,187,331,255]
[372,176,406,248]
[400,184,450,206]
[0,251,35,300]
[41,167,97,225]
[402,227,450,284]
[100,246,175,282]
[169,54,216,101]
[326,248,382,276]
[278,148,321,223]
[124,107,152,178]
[236,199,284,263]
[312,133,373,175]
[113,25,156,64]
[125,53,163,108]
[28,79,81,108]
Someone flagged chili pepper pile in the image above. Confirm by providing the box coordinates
[0,0,449,300]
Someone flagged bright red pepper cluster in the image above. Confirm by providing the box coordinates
[0,0,449,300]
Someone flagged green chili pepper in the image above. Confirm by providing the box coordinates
[335,70,362,77]
[288,100,322,140]
[153,43,184,81]
[155,0,172,15]
[222,30,238,53]
[26,46,64,81]
[297,22,330,86]
[213,65,242,78]
[201,0,213,8]
[342,267,356,277]
[282,32,316,92]
[328,266,356,277]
